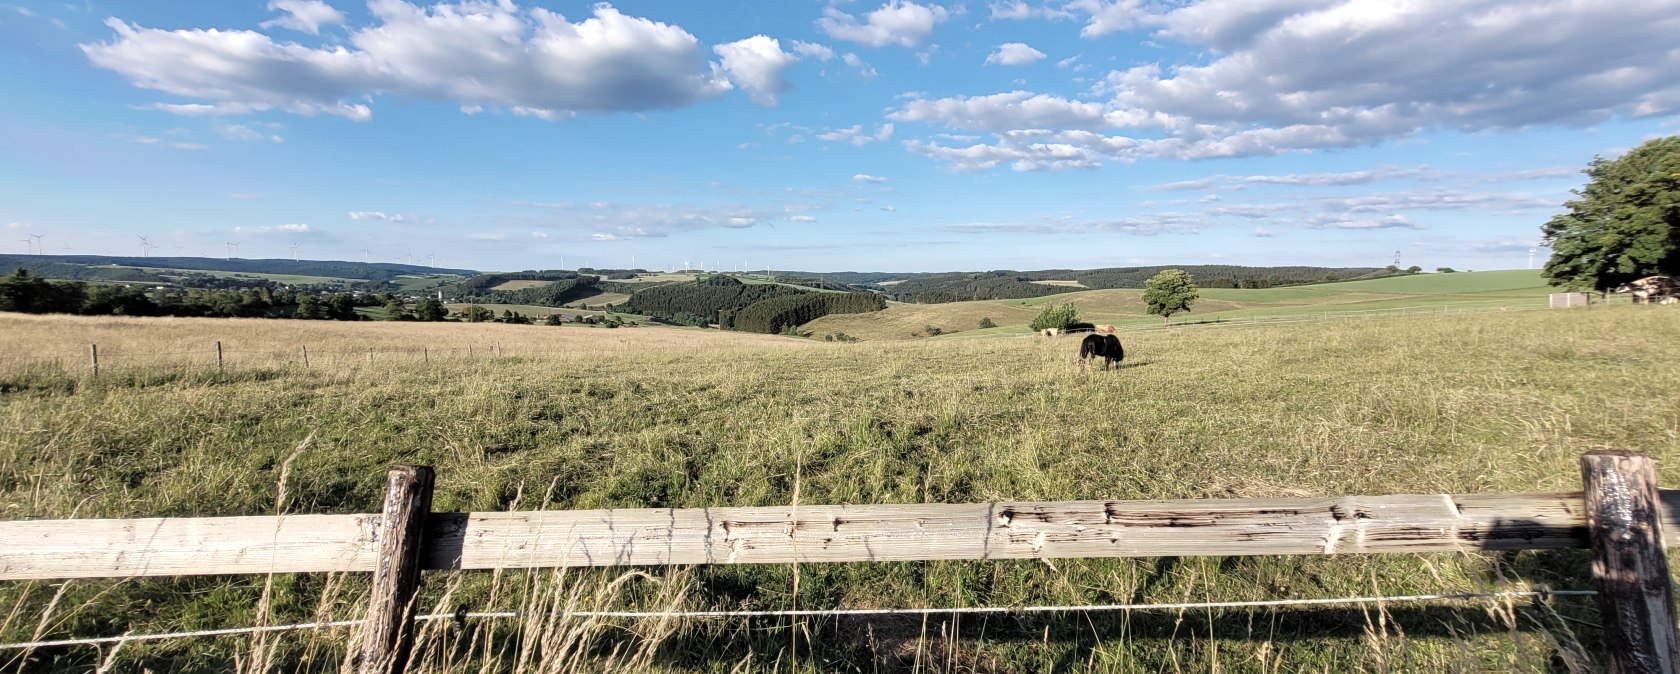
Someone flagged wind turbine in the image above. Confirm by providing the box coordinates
[138,235,153,257]
[360,246,371,263]
[28,233,44,255]
[1527,248,1537,270]
[224,241,240,260]
[427,253,435,268]
[290,244,300,262]
[61,243,73,253]
[18,238,31,255]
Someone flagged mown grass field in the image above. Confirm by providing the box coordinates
[123,266,365,285]
[1,306,1678,672]
[806,270,1557,341]
[442,303,644,321]
[488,280,558,291]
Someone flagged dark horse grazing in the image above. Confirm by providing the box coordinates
[1078,334,1124,371]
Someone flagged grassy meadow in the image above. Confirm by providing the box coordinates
[1,304,1679,672]
[808,270,1557,341]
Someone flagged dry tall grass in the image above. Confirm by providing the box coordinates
[2,306,1678,672]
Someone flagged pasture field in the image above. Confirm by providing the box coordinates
[121,266,365,285]
[619,272,699,284]
[488,280,557,291]
[390,275,462,293]
[807,269,1557,340]
[441,302,645,320]
[563,290,632,307]
[1,307,1678,672]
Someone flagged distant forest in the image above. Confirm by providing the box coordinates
[625,276,883,333]
[0,255,474,285]
[0,269,382,320]
[760,265,1386,303]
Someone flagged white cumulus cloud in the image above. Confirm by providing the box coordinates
[82,2,747,121]
[852,173,889,183]
[713,35,797,106]
[349,210,415,222]
[817,0,950,48]
[791,40,834,61]
[892,0,1680,169]
[819,123,894,146]
[985,42,1046,66]
[260,0,345,35]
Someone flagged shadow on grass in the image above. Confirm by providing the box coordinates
[621,601,1599,673]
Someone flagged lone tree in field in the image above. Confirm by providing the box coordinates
[1541,135,1680,292]
[1029,302,1080,331]
[1143,269,1199,325]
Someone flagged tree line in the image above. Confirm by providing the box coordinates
[447,276,601,306]
[626,276,805,326]
[0,269,395,320]
[723,292,885,333]
[626,276,888,334]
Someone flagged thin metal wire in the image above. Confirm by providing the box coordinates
[0,590,1596,651]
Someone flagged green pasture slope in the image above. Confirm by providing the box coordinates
[807,270,1556,340]
[992,270,1549,334]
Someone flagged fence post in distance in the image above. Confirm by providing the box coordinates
[1581,449,1680,674]
[356,465,435,674]
[90,344,98,377]
[215,341,223,372]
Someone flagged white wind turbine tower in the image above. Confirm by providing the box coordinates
[28,233,44,255]
[224,241,239,260]
[18,238,31,255]
[360,246,371,263]
[1527,248,1537,270]
[290,244,300,262]
[138,235,153,257]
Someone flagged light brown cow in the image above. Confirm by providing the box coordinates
[1040,327,1060,337]
[1094,324,1116,335]
[1613,275,1679,304]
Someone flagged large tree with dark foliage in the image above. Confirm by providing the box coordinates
[1542,135,1680,292]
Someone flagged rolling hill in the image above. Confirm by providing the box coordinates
[0,254,474,285]
[802,270,1556,340]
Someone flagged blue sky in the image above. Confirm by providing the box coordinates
[2,0,1677,273]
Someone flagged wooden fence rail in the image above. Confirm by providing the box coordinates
[6,491,1679,581]
[2,451,1676,673]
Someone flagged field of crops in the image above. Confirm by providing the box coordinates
[2,303,1678,671]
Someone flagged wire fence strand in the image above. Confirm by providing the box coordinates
[0,589,1598,651]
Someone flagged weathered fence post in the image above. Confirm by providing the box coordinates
[422,347,428,364]
[302,345,309,369]
[89,344,98,377]
[368,347,375,365]
[356,465,435,674]
[215,341,223,372]
[1581,450,1679,674]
